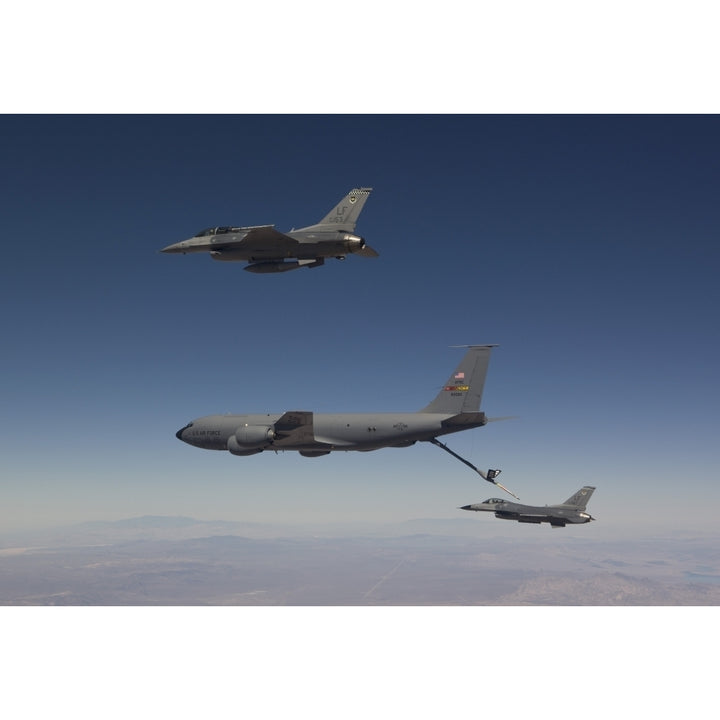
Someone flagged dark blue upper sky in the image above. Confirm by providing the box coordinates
[2,115,719,533]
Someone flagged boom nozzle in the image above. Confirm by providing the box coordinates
[480,468,520,500]
[491,479,520,501]
[427,438,520,500]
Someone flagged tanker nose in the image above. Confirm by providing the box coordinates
[175,422,193,441]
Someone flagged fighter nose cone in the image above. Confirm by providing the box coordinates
[161,240,190,254]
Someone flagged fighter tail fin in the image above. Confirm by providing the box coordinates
[562,486,596,509]
[295,188,373,232]
[420,345,496,414]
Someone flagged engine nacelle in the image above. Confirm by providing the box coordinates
[342,233,366,253]
[226,438,264,456]
[233,425,276,449]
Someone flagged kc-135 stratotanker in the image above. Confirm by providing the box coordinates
[175,345,519,498]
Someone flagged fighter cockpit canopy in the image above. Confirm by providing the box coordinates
[194,226,235,237]
[484,498,505,505]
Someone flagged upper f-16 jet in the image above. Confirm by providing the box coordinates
[460,486,596,527]
[175,345,519,497]
[161,188,377,274]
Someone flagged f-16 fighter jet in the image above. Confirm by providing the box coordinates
[175,345,519,498]
[461,486,596,528]
[161,188,377,273]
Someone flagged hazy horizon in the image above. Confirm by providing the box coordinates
[2,511,719,606]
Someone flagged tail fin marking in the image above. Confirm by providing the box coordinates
[421,345,496,414]
[295,188,373,233]
[562,486,596,509]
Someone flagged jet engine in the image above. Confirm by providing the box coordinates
[230,425,276,451]
[343,233,365,252]
[226,439,263,456]
[343,234,378,257]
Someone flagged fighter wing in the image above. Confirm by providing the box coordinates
[272,411,315,445]
[212,226,300,253]
[241,226,299,252]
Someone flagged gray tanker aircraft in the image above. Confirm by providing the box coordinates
[175,345,519,498]
[161,187,377,273]
[460,486,596,528]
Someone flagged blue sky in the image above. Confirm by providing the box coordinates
[1,115,719,534]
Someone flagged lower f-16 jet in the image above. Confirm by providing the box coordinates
[175,345,519,498]
[161,187,377,274]
[460,486,596,527]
